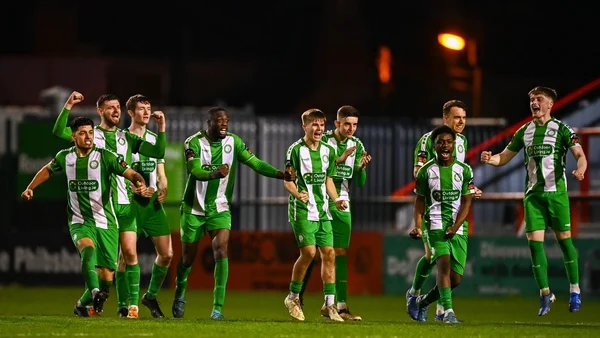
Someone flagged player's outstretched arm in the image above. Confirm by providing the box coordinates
[52,91,84,141]
[21,162,54,200]
[480,148,518,167]
[139,111,167,158]
[244,156,281,178]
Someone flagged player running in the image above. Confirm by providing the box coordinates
[22,117,148,317]
[173,107,295,320]
[412,125,475,324]
[481,86,586,315]
[52,91,166,318]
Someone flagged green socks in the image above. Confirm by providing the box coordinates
[438,286,452,311]
[335,255,348,303]
[290,280,303,294]
[126,264,141,306]
[558,238,580,284]
[213,258,229,312]
[528,240,549,289]
[116,270,128,308]
[175,261,191,299]
[80,246,99,291]
[411,256,435,294]
[146,263,169,299]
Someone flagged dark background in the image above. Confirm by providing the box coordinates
[2,0,598,122]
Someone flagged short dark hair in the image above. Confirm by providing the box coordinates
[301,108,326,125]
[71,117,94,131]
[337,105,360,120]
[431,125,456,142]
[208,107,227,119]
[96,94,120,108]
[528,86,558,102]
[442,100,467,116]
[126,94,150,112]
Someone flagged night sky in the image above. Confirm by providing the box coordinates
[3,1,599,120]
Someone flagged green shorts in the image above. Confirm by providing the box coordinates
[180,211,231,243]
[70,224,119,270]
[524,191,571,232]
[134,196,170,238]
[329,205,351,249]
[423,230,468,276]
[114,203,137,233]
[290,220,333,248]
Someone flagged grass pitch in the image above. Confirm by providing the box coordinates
[0,286,598,337]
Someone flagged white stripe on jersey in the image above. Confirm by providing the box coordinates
[65,152,84,224]
[88,150,108,229]
[192,137,211,216]
[299,146,319,220]
[215,136,235,213]
[115,130,129,204]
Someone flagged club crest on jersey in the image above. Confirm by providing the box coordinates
[457,144,464,153]
[453,172,462,182]
[224,144,232,154]
[89,160,99,169]
[546,128,557,137]
[322,154,329,164]
[118,138,126,145]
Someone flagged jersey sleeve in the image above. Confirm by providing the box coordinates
[560,123,581,149]
[285,143,299,174]
[506,125,526,152]
[103,149,130,176]
[234,134,256,164]
[48,150,67,173]
[414,133,433,167]
[353,138,365,169]
[415,166,428,196]
[127,132,144,154]
[462,165,475,195]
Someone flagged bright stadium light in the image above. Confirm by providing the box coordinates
[438,33,466,51]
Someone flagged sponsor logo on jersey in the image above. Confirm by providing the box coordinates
[432,189,460,202]
[527,144,553,158]
[69,179,99,192]
[303,172,326,185]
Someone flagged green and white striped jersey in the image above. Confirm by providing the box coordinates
[414,131,468,167]
[507,118,580,194]
[93,126,145,205]
[181,131,254,216]
[415,159,475,235]
[322,131,365,209]
[129,129,165,193]
[286,139,338,222]
[48,145,129,229]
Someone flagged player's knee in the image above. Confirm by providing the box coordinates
[554,230,571,241]
[334,247,346,256]
[320,247,335,263]
[213,244,228,260]
[158,250,173,267]
[98,267,113,281]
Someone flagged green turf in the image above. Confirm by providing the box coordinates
[0,286,598,337]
